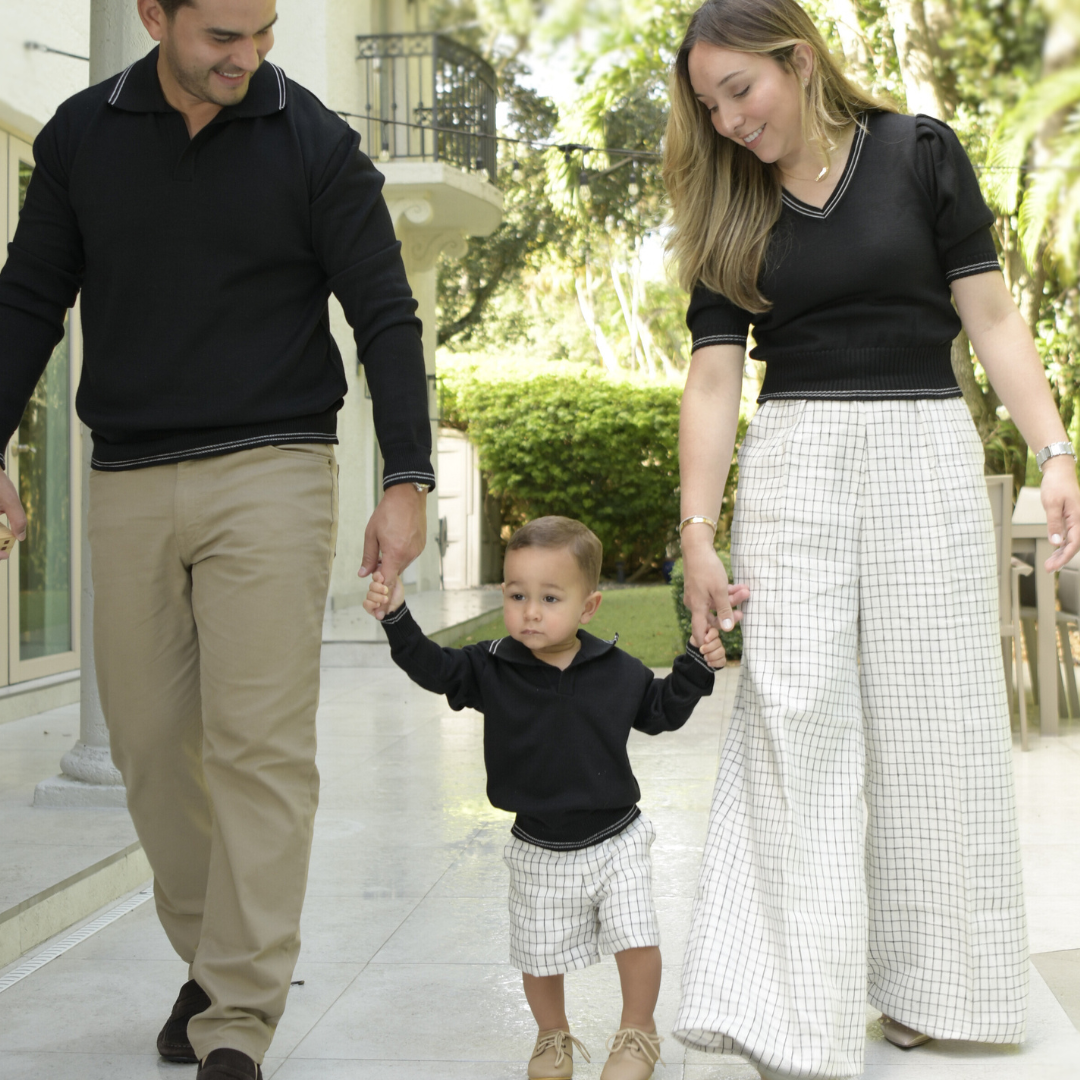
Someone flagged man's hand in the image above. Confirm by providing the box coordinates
[363,569,405,621]
[0,470,26,562]
[358,482,427,597]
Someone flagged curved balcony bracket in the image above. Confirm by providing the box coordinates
[387,196,436,229]
[400,227,469,273]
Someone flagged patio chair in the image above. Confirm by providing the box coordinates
[1055,555,1080,717]
[987,475,1032,749]
[1017,550,1079,721]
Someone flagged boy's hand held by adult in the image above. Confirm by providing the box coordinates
[1039,455,1080,571]
[358,481,427,592]
[0,470,26,561]
[362,569,405,620]
[693,626,728,669]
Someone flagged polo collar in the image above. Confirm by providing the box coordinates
[487,629,618,667]
[106,45,287,118]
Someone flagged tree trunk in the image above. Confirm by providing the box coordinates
[827,0,870,69]
[575,268,620,373]
[882,0,951,117]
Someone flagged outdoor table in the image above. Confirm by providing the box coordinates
[1012,485,1063,735]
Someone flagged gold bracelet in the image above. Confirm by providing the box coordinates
[679,515,717,536]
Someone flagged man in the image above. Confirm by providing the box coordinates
[0,1,432,1076]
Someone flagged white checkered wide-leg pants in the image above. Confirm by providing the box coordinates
[674,398,1028,1079]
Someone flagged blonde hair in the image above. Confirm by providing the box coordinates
[664,0,892,312]
[505,517,603,592]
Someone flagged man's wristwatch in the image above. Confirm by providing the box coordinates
[413,482,431,493]
[1035,442,1076,471]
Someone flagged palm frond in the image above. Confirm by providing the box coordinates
[986,67,1080,213]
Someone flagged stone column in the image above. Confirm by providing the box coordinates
[386,197,468,593]
[34,0,150,808]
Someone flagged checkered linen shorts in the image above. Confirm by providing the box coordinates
[503,813,661,977]
[675,398,1028,1078]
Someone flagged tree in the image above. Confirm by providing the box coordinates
[820,0,1051,484]
[436,62,570,346]
[986,0,1080,444]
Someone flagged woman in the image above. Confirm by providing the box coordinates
[664,2,1080,1078]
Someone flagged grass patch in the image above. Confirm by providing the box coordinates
[442,585,685,667]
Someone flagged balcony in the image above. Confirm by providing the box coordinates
[355,33,498,182]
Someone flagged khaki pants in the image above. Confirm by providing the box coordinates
[89,444,338,1062]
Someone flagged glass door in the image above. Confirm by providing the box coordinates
[5,135,80,681]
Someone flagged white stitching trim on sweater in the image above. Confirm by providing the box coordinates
[945,260,1001,281]
[108,64,135,106]
[693,334,747,349]
[268,63,287,109]
[511,806,641,850]
[758,387,962,400]
[781,122,866,220]
[90,432,335,469]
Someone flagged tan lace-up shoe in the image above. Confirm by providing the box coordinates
[599,1027,664,1080]
[527,1029,591,1079]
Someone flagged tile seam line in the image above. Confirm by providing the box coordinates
[272,960,370,1065]
[0,884,154,994]
[363,837,471,966]
[0,839,144,925]
[279,750,484,1064]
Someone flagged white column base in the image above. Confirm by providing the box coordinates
[34,743,126,807]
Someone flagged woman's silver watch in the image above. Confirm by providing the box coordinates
[1035,441,1076,471]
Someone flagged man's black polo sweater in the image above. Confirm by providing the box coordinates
[0,48,433,483]
[381,604,715,849]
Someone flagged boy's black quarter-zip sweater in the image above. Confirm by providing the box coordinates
[0,48,433,484]
[380,604,715,849]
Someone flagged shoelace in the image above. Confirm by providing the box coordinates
[533,1029,591,1066]
[606,1027,664,1066]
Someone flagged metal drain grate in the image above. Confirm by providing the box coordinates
[0,885,153,994]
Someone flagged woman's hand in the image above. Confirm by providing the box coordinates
[952,273,1080,572]
[683,535,749,654]
[1039,455,1080,571]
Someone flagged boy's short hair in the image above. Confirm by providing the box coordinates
[505,517,603,591]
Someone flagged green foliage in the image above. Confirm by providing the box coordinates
[437,63,573,347]
[441,365,682,574]
[432,0,1077,470]
[989,66,1080,282]
[445,584,686,666]
[669,555,743,661]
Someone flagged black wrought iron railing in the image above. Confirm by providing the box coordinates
[355,33,497,182]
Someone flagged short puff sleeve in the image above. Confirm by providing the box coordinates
[914,115,1000,283]
[686,283,752,354]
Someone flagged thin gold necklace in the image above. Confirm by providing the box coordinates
[779,162,829,183]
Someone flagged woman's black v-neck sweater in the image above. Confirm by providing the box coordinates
[380,604,715,849]
[686,112,1001,401]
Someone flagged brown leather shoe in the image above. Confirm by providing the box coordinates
[881,1014,932,1049]
[156,979,210,1063]
[196,1049,263,1080]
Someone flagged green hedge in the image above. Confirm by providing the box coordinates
[441,366,744,578]
[443,368,680,574]
[669,554,743,660]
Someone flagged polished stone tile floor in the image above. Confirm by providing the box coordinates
[1,661,1079,1079]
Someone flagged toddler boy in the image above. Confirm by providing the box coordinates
[364,516,732,1080]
